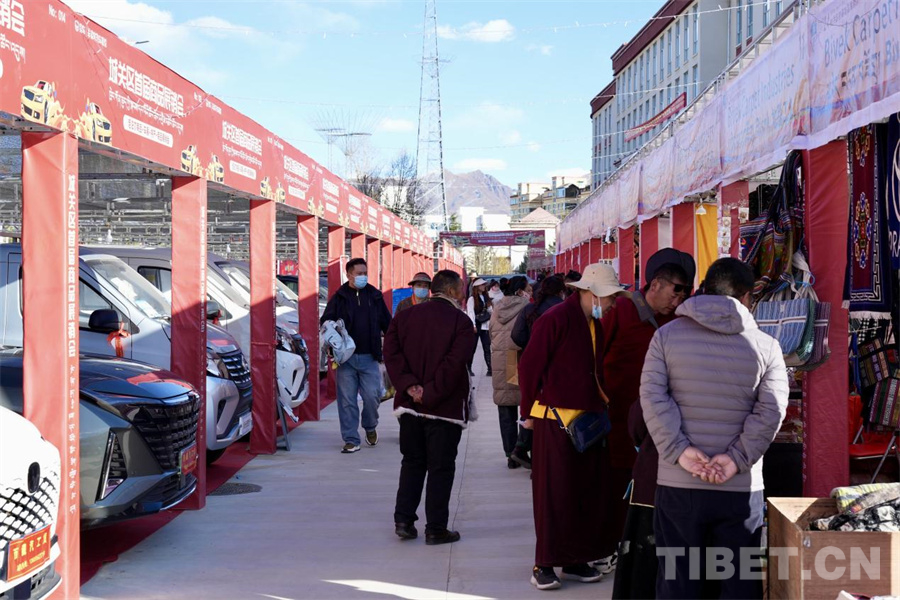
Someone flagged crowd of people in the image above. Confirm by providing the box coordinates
[319,251,789,599]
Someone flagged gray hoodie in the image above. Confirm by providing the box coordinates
[640,295,788,493]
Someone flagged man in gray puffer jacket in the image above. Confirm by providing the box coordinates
[640,258,788,600]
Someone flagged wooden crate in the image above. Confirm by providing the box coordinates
[767,497,900,599]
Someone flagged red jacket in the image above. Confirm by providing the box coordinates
[600,295,676,469]
[518,292,605,420]
[384,298,476,425]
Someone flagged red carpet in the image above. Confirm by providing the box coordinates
[80,383,335,585]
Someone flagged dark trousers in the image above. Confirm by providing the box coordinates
[498,406,518,456]
[654,486,764,600]
[475,328,491,371]
[394,414,463,532]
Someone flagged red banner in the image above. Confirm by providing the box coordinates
[440,230,546,248]
[0,0,425,248]
[625,93,687,142]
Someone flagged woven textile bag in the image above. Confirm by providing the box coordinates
[869,377,900,429]
[754,273,814,360]
[858,339,900,389]
[796,301,832,371]
[786,253,830,369]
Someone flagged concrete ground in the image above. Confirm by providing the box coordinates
[80,357,615,600]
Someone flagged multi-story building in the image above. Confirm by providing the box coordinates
[510,174,591,223]
[591,0,734,189]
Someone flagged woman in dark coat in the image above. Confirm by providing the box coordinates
[518,263,627,591]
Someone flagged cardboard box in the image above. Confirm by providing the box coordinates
[767,497,900,599]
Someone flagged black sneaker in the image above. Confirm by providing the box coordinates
[507,458,521,469]
[531,566,561,591]
[395,522,417,540]
[365,430,378,446]
[485,370,493,376]
[511,446,532,469]
[341,443,360,454]
[561,563,603,583]
[593,552,617,574]
[425,529,461,545]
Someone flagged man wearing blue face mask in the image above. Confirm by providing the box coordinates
[321,257,394,453]
[395,272,432,314]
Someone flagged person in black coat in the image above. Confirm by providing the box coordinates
[320,258,392,453]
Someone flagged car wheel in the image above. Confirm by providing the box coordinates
[206,448,227,464]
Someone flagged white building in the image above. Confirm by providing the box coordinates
[591,0,741,189]
[458,206,510,232]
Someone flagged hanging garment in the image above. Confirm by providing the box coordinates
[845,125,892,318]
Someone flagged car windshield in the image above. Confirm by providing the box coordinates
[218,264,252,304]
[86,257,171,321]
[208,268,248,309]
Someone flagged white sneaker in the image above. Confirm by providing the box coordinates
[593,553,617,574]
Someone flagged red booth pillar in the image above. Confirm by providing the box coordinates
[393,246,404,290]
[618,226,636,289]
[722,182,749,259]
[672,203,695,256]
[401,249,412,287]
[296,215,321,422]
[21,131,80,600]
[250,199,277,455]
[590,238,602,264]
[382,243,394,311]
[580,242,590,271]
[640,218,660,288]
[368,238,381,289]
[803,141,851,497]
[171,176,209,507]
[351,232,366,261]
[326,226,345,399]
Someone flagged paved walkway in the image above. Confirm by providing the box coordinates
[81,358,614,600]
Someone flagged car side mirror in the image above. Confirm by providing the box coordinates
[207,300,221,321]
[89,309,122,333]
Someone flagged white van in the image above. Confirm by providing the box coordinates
[0,406,62,599]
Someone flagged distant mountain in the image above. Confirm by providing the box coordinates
[443,170,512,215]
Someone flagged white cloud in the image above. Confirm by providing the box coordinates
[377,118,416,133]
[526,141,542,153]
[450,102,524,132]
[454,158,508,172]
[500,130,522,145]
[526,44,554,56]
[438,19,515,43]
[547,168,591,179]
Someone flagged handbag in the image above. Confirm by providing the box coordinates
[869,377,900,429]
[858,339,900,389]
[549,406,611,453]
[754,294,813,358]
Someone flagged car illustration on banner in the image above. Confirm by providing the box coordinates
[275,182,285,203]
[77,100,113,145]
[206,155,225,183]
[260,177,273,200]
[20,81,63,126]
[180,145,203,176]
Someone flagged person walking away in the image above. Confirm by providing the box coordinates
[489,276,532,468]
[641,258,788,599]
[600,248,696,581]
[395,272,432,314]
[518,263,627,591]
[320,258,392,453]
[508,274,567,468]
[384,270,476,545]
[466,278,493,375]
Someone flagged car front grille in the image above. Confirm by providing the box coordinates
[220,349,251,389]
[130,393,200,470]
[0,473,59,553]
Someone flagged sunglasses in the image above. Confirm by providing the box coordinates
[662,279,692,295]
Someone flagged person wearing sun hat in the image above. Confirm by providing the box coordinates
[395,272,433,314]
[517,263,628,591]
[465,278,493,376]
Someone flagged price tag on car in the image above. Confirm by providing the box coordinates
[180,442,198,477]
[5,526,51,582]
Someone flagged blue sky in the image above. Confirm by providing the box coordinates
[66,0,663,187]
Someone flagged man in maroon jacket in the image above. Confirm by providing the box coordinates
[383,270,476,546]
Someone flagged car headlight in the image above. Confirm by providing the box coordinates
[276,328,293,352]
[206,348,228,378]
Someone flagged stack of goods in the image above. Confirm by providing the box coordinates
[811,483,900,532]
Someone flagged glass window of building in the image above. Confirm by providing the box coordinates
[659,40,665,80]
[764,0,770,26]
[747,0,754,39]
[667,30,672,75]
[693,65,699,97]
[737,0,743,46]
[683,16,689,59]
[667,83,672,104]
[675,22,681,67]
[776,0,783,15]
[693,5,699,54]
[652,43,658,86]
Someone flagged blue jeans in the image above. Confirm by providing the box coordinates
[335,353,382,445]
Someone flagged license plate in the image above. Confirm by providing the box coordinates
[180,443,198,477]
[239,413,252,437]
[5,526,51,582]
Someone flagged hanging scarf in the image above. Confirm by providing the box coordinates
[844,125,892,318]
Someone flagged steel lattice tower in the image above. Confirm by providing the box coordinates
[415,0,449,232]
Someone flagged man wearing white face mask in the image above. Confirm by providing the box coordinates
[395,272,432,314]
[321,257,393,453]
